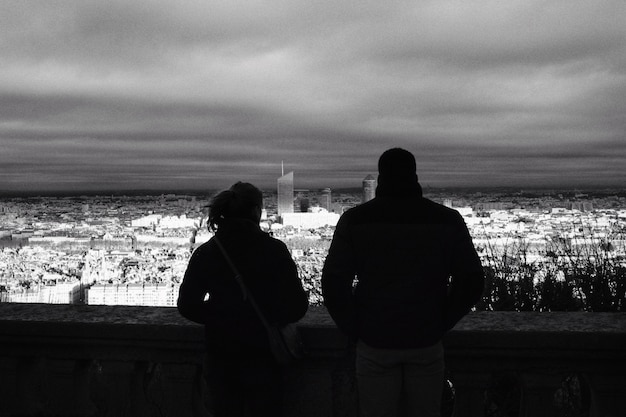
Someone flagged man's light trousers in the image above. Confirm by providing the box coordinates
[356,340,445,417]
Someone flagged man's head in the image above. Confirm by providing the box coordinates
[376,148,421,198]
[378,148,417,179]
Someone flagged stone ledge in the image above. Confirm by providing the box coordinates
[2,303,624,330]
[0,303,624,353]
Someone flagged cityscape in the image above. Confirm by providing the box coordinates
[1,171,625,308]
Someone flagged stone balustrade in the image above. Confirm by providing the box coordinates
[0,304,624,417]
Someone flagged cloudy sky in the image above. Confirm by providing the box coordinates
[1,1,625,193]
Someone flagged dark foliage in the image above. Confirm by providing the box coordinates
[476,236,625,313]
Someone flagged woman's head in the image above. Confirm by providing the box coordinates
[207,182,263,231]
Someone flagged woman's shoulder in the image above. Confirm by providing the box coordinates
[196,238,215,250]
[260,231,286,245]
[190,238,217,258]
[254,232,289,252]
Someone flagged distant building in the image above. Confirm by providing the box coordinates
[86,282,179,307]
[277,171,295,219]
[131,214,162,228]
[362,175,376,203]
[281,210,340,229]
[478,202,505,211]
[570,202,594,212]
[299,197,310,213]
[6,282,83,304]
[320,188,332,211]
[159,215,199,229]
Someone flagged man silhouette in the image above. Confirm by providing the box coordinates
[322,148,484,417]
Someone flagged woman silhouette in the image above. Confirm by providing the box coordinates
[178,182,308,417]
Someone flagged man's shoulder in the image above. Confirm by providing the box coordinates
[339,199,383,222]
[420,198,463,218]
[343,198,378,214]
[341,197,462,221]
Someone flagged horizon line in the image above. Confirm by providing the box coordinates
[1,185,625,198]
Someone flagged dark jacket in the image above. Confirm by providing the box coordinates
[178,218,309,350]
[321,184,484,349]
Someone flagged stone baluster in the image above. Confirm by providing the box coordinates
[160,362,204,417]
[519,371,564,417]
[191,363,212,417]
[15,356,46,416]
[91,359,136,416]
[46,358,98,416]
[450,372,491,417]
[585,373,626,417]
[130,361,162,417]
[331,352,358,417]
[75,359,100,416]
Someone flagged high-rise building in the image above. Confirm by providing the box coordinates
[320,188,332,211]
[277,171,294,219]
[362,175,376,203]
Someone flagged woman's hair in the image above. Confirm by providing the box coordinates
[207,182,263,231]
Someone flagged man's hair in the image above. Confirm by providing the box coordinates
[378,148,416,179]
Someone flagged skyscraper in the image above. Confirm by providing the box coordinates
[362,175,376,203]
[277,171,294,219]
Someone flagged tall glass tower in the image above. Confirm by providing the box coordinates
[277,171,294,219]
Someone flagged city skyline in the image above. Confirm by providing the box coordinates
[1,1,625,194]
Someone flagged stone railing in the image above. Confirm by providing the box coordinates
[0,304,624,417]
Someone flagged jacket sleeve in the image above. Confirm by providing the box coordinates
[445,214,485,330]
[177,247,211,324]
[321,214,358,339]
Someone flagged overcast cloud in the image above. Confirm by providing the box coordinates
[1,0,625,193]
